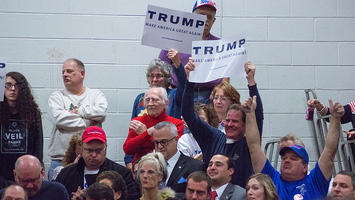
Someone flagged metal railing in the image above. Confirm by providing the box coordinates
[264,89,352,174]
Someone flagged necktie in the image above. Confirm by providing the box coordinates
[210,191,217,200]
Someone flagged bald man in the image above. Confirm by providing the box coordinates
[1,185,27,200]
[12,155,69,200]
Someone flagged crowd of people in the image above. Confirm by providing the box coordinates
[1,0,355,200]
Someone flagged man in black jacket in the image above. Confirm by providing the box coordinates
[152,121,203,198]
[55,126,140,200]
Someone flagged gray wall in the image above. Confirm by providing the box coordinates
[1,0,354,169]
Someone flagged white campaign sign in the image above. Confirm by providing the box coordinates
[189,36,247,83]
[141,4,206,54]
[0,57,7,102]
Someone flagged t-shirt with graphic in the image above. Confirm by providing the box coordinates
[0,112,43,180]
[262,160,330,200]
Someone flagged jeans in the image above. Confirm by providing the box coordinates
[48,159,62,181]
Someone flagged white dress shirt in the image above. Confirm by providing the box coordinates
[212,183,229,200]
[166,151,180,182]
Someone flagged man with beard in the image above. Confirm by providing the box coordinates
[55,126,140,200]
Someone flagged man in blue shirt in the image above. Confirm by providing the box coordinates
[243,97,344,200]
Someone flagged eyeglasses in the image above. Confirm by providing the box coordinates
[154,136,176,147]
[213,96,231,102]
[83,147,106,154]
[148,73,164,79]
[5,82,19,89]
[17,174,41,185]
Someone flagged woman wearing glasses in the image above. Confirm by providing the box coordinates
[0,72,43,181]
[138,152,176,200]
[210,61,264,134]
[131,49,186,120]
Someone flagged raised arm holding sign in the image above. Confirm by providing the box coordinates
[189,36,247,83]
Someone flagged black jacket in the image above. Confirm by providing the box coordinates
[167,153,203,196]
[55,157,140,200]
[0,111,43,181]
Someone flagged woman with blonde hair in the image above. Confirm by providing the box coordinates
[51,134,82,180]
[138,152,175,200]
[246,173,279,200]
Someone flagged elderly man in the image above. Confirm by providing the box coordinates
[1,185,27,200]
[124,87,184,163]
[207,154,245,200]
[55,126,140,200]
[243,96,345,199]
[330,171,355,200]
[185,171,212,200]
[182,60,263,188]
[132,57,186,119]
[48,58,108,180]
[159,0,225,104]
[126,57,186,167]
[152,121,203,196]
[279,133,305,150]
[8,155,69,200]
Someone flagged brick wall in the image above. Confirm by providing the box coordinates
[1,0,354,169]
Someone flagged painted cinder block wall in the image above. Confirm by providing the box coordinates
[1,0,354,170]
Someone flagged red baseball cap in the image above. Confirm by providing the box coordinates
[82,126,106,144]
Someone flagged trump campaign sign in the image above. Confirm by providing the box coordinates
[189,35,247,83]
[141,5,206,54]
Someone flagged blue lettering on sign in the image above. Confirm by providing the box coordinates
[0,63,5,68]
[182,18,194,27]
[192,39,246,55]
[147,10,205,28]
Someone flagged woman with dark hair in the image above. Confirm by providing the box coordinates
[84,182,114,200]
[97,170,128,200]
[0,72,43,181]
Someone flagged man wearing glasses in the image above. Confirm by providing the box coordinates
[5,155,69,200]
[152,121,203,198]
[123,87,184,164]
[55,126,140,200]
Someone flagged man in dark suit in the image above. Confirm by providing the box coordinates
[207,154,245,200]
[152,121,203,197]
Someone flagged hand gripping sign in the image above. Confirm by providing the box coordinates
[141,4,206,54]
[0,57,7,102]
[189,36,247,83]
